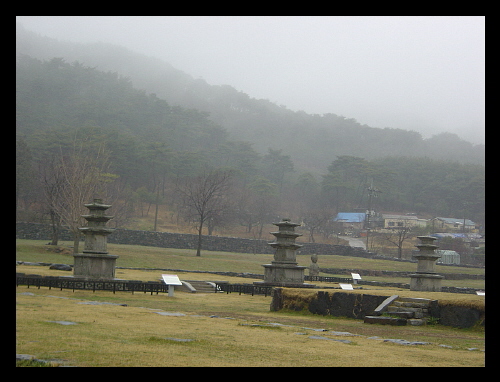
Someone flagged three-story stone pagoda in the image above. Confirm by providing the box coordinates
[73,199,118,279]
[255,218,314,288]
[409,236,443,291]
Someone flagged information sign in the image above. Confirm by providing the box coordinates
[161,274,182,297]
[161,274,182,285]
[339,283,354,290]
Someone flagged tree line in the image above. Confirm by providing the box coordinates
[16,55,485,255]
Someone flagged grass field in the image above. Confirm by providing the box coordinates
[16,239,485,367]
[16,239,485,288]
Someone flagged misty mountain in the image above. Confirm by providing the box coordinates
[16,23,484,173]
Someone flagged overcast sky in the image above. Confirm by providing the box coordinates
[16,16,485,144]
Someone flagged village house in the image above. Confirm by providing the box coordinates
[333,212,366,235]
[382,214,428,229]
[431,217,477,233]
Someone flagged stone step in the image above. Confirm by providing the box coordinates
[407,318,428,326]
[397,297,432,304]
[387,306,425,314]
[184,280,216,293]
[364,316,407,326]
[392,301,429,308]
[385,311,415,318]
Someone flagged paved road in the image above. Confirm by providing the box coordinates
[338,236,366,250]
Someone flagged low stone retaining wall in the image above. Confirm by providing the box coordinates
[16,222,375,258]
[270,288,485,328]
[321,267,484,280]
[16,222,484,268]
[270,288,387,319]
[428,302,485,328]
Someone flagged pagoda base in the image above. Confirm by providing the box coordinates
[255,263,315,288]
[409,273,444,292]
[253,281,316,288]
[73,253,119,280]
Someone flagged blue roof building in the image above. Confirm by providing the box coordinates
[333,213,366,223]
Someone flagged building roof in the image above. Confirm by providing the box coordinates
[382,214,418,220]
[431,233,478,239]
[435,217,476,226]
[333,212,366,223]
[436,250,460,256]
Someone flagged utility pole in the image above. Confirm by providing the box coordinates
[365,183,381,250]
[462,202,469,234]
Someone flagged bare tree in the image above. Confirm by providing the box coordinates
[52,138,114,253]
[39,156,65,245]
[301,208,334,243]
[384,223,413,259]
[177,169,233,256]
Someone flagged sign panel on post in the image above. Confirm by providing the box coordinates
[161,274,182,297]
[161,274,182,285]
[351,273,361,284]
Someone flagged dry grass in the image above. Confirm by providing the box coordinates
[16,239,485,367]
[16,239,485,277]
[16,286,485,367]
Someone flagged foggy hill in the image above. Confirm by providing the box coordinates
[16,23,484,172]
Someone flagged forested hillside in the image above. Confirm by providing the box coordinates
[16,24,485,238]
[16,23,484,172]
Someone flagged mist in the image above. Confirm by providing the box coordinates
[15,16,485,144]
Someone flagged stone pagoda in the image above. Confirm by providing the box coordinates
[409,236,443,292]
[255,218,314,288]
[73,199,118,279]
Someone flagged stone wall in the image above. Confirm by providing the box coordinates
[16,222,374,258]
[428,302,485,328]
[270,288,387,319]
[270,288,485,328]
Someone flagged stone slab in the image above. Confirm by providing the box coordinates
[363,316,407,326]
[153,311,186,316]
[372,295,399,316]
[163,337,195,342]
[308,335,352,344]
[47,321,78,325]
